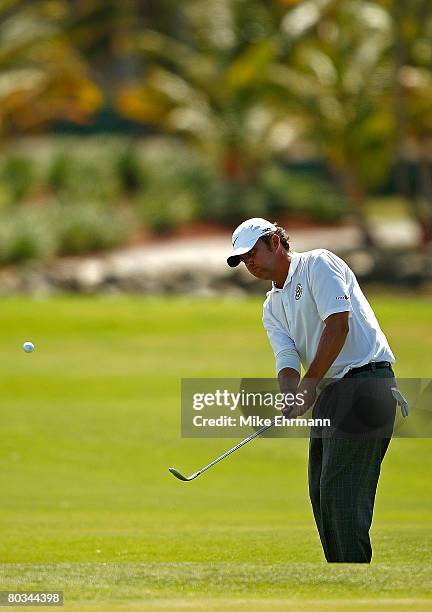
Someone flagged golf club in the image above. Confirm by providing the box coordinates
[168,419,275,482]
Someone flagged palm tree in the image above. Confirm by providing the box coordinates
[268,0,395,245]
[387,0,432,247]
[0,0,102,143]
[115,0,432,247]
[115,0,295,220]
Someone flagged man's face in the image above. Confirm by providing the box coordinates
[240,237,277,279]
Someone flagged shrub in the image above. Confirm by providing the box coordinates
[116,146,144,195]
[134,139,271,229]
[55,203,135,255]
[0,182,15,209]
[0,201,137,265]
[261,164,347,222]
[202,179,269,224]
[0,154,36,203]
[0,207,56,264]
[138,189,200,234]
[47,145,122,204]
[135,141,205,232]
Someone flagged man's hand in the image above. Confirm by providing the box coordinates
[282,377,317,418]
[281,311,349,418]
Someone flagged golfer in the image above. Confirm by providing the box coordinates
[227,217,397,563]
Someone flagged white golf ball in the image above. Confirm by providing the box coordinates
[23,341,35,353]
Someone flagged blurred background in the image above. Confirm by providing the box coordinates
[0,0,432,292]
[1,1,432,606]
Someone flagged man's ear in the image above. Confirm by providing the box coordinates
[272,234,280,251]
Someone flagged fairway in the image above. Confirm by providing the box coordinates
[1,295,431,610]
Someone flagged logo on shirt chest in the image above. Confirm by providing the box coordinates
[295,283,303,300]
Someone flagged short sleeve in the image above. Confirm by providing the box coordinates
[263,300,301,373]
[308,251,353,321]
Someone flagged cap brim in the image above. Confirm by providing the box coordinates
[227,243,257,268]
[227,255,241,268]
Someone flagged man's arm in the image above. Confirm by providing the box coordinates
[278,367,301,396]
[304,311,349,381]
[283,311,349,416]
[263,301,301,394]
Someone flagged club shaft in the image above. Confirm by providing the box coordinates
[194,419,275,478]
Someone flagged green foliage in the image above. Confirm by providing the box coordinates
[2,0,432,248]
[261,164,346,222]
[0,201,136,263]
[0,0,102,142]
[47,147,122,204]
[0,208,56,264]
[138,191,200,234]
[0,181,15,209]
[203,179,269,224]
[0,137,348,266]
[133,140,271,228]
[0,154,36,203]
[116,146,143,195]
[55,203,135,256]
[134,141,207,232]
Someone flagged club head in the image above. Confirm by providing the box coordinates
[168,467,191,482]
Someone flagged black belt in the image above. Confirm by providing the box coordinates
[345,361,392,377]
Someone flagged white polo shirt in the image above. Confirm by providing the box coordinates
[262,249,395,380]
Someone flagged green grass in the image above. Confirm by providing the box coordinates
[0,295,431,610]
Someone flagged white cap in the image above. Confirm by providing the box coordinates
[227,218,277,267]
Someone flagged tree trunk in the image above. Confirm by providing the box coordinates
[391,0,432,250]
[418,151,432,248]
[339,167,377,249]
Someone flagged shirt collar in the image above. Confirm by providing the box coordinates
[271,252,301,292]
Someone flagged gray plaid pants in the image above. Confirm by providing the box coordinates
[309,366,396,563]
